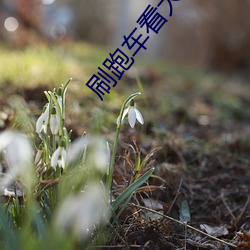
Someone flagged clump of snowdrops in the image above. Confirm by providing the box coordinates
[0,79,154,249]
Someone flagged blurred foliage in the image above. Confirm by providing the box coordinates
[0,42,110,87]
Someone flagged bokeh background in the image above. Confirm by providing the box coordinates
[1,0,250,71]
[0,1,250,248]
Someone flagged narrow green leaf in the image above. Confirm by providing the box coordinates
[112,193,133,225]
[0,208,21,250]
[135,152,141,172]
[112,167,154,211]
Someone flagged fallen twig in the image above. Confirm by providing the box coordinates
[130,203,237,249]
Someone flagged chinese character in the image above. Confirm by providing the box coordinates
[86,67,117,101]
[157,0,180,16]
[157,0,164,7]
[121,27,149,57]
[103,48,135,80]
[137,4,168,34]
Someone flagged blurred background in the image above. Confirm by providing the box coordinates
[0,2,250,248]
[1,0,250,72]
[1,0,250,136]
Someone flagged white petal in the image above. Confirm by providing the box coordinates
[135,109,144,125]
[43,104,50,120]
[51,147,61,168]
[93,138,110,173]
[57,96,63,112]
[0,131,33,190]
[50,114,59,135]
[121,108,129,121]
[6,134,32,170]
[128,107,136,128]
[60,148,67,169]
[0,130,14,151]
[55,183,109,240]
[68,137,88,163]
[36,113,45,133]
[41,122,47,133]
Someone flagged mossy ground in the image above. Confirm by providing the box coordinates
[0,42,249,249]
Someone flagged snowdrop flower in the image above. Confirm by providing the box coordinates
[50,106,60,135]
[67,135,110,173]
[51,143,67,169]
[36,103,50,133]
[54,182,109,240]
[120,99,144,128]
[88,137,110,173]
[0,130,33,190]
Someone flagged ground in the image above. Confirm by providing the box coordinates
[0,42,249,249]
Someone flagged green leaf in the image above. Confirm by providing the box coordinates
[0,208,21,250]
[112,167,154,211]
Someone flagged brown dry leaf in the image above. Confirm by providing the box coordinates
[200,224,229,237]
[237,231,250,248]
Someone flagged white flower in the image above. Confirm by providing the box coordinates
[50,106,60,135]
[0,130,33,190]
[67,136,110,173]
[54,182,109,240]
[51,145,67,169]
[120,100,144,128]
[36,104,50,134]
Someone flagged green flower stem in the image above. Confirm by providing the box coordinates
[52,134,56,152]
[48,92,63,136]
[61,78,72,127]
[44,96,53,164]
[106,92,141,196]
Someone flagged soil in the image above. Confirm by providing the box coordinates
[1,71,250,250]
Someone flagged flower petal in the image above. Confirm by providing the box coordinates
[57,96,63,112]
[36,113,45,133]
[135,109,144,125]
[43,104,50,119]
[121,108,129,121]
[0,130,13,151]
[60,148,67,169]
[55,182,109,240]
[51,147,61,168]
[41,122,47,133]
[128,107,136,128]
[50,114,59,135]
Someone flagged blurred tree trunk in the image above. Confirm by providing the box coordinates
[15,0,42,45]
[203,0,250,71]
[164,0,250,71]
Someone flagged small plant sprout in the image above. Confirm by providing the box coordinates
[121,99,144,128]
[107,92,154,211]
